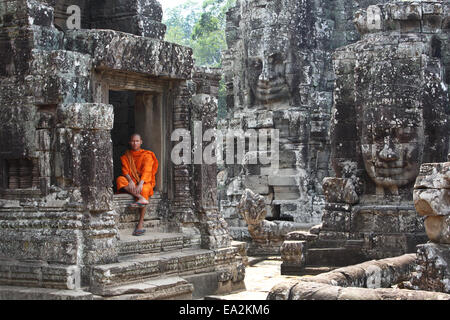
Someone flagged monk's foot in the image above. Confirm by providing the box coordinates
[136,197,149,205]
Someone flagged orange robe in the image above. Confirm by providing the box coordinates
[116,149,159,200]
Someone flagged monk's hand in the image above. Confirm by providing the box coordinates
[136,181,144,195]
[128,181,137,194]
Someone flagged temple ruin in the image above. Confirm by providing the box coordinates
[0,0,245,300]
[0,0,449,301]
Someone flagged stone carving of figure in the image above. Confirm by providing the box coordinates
[243,0,296,108]
[360,107,425,197]
[332,15,450,202]
[247,41,291,106]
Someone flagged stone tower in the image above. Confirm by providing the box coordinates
[221,0,392,243]
[280,1,450,274]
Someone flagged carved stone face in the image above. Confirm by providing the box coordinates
[245,1,292,107]
[248,50,290,105]
[360,108,424,192]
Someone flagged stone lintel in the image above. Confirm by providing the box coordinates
[64,29,194,80]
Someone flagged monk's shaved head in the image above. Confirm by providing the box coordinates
[130,133,142,140]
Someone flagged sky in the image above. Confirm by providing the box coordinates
[159,0,202,19]
[159,0,190,11]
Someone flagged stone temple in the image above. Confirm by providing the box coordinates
[0,0,246,299]
[0,0,450,301]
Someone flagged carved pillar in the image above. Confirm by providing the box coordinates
[191,67,231,250]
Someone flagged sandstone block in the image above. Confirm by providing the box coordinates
[414,162,450,190]
[56,103,114,130]
[280,240,306,266]
[268,175,297,186]
[273,186,300,200]
[412,242,450,293]
[244,175,269,195]
[424,215,450,244]
[414,188,450,217]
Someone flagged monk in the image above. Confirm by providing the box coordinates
[116,134,158,236]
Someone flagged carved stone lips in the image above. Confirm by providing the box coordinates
[375,167,405,177]
[256,80,288,98]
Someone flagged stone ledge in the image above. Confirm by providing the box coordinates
[0,260,81,290]
[98,275,192,298]
[0,285,94,300]
[64,29,194,80]
[355,1,450,35]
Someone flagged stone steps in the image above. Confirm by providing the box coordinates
[89,248,225,296]
[118,219,162,231]
[98,276,194,299]
[113,194,161,230]
[118,230,189,256]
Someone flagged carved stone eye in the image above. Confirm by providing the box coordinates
[269,53,283,64]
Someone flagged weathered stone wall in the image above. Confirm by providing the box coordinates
[53,0,165,39]
[221,0,391,241]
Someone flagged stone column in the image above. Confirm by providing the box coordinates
[191,67,231,250]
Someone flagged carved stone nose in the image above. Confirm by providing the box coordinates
[259,65,270,82]
[379,143,398,161]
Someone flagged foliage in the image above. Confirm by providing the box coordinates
[163,0,236,67]
[163,0,236,119]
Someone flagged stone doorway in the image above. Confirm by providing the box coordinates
[110,89,168,196]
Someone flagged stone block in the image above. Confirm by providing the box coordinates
[322,210,352,232]
[281,240,306,267]
[244,175,269,195]
[414,162,450,190]
[390,2,422,21]
[325,202,352,212]
[273,186,300,200]
[352,207,422,234]
[0,260,81,290]
[35,129,51,151]
[424,216,450,244]
[93,16,166,40]
[268,175,297,186]
[286,231,317,241]
[246,111,273,129]
[28,50,92,104]
[56,103,114,130]
[414,188,450,217]
[412,242,450,293]
[0,226,82,264]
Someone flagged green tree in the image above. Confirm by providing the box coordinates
[163,0,236,118]
[163,0,236,67]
